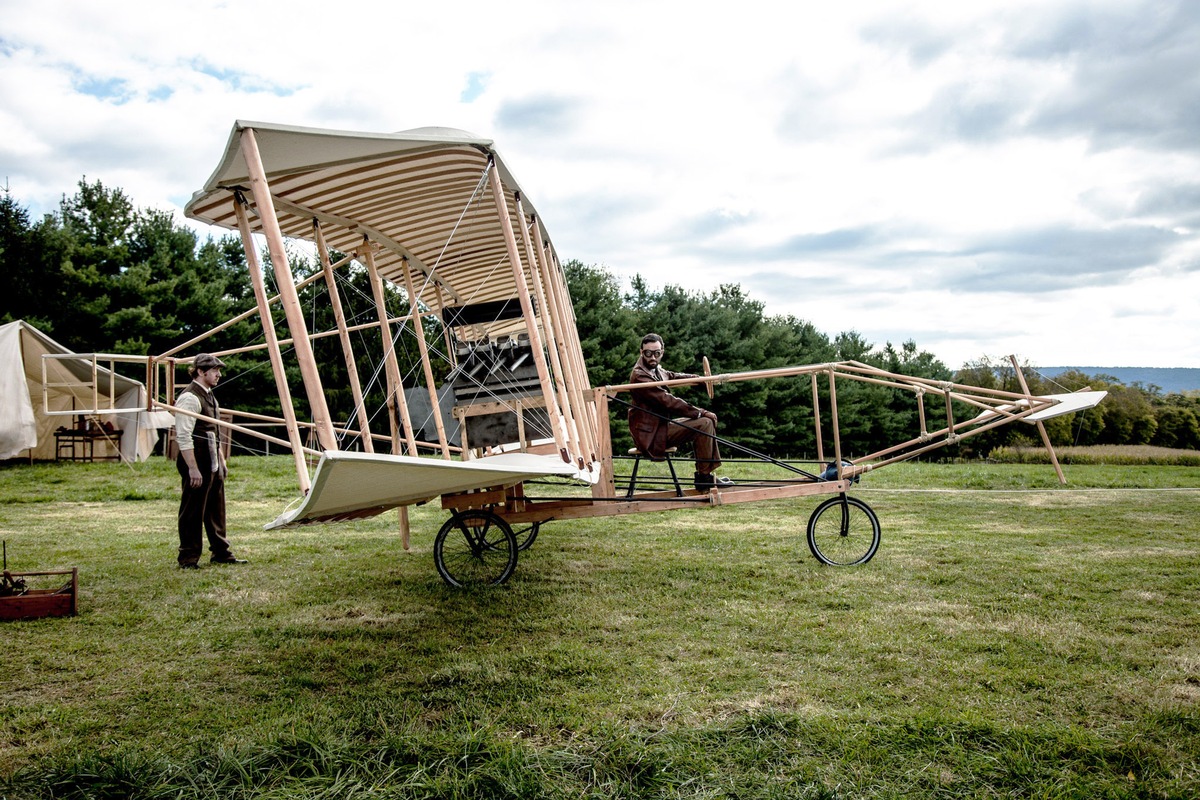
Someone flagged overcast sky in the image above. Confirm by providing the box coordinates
[3,0,1198,369]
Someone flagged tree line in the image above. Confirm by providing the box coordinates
[3,180,1197,459]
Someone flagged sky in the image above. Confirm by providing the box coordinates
[2,0,1198,369]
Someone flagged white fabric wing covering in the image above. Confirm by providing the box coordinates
[265,450,596,530]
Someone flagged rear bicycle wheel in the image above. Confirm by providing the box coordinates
[513,521,541,551]
[806,495,881,566]
[434,510,518,587]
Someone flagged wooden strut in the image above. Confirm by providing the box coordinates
[161,400,321,457]
[435,284,457,371]
[850,398,1048,475]
[517,206,576,459]
[217,406,458,454]
[479,479,851,525]
[608,360,1058,410]
[1010,355,1066,484]
[916,387,929,438]
[515,199,586,466]
[239,127,339,452]
[39,352,134,415]
[543,236,596,463]
[400,257,452,459]
[538,232,599,460]
[591,388,616,494]
[199,313,418,358]
[828,369,844,480]
[538,222,598,465]
[811,373,825,464]
[232,195,312,493]
[487,160,571,463]
[159,258,354,361]
[361,245,419,456]
[313,220,374,453]
[608,361,1066,481]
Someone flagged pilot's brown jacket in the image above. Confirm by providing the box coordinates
[626,359,704,460]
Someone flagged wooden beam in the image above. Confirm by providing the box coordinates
[232,196,312,493]
[1010,355,1066,484]
[478,478,848,525]
[156,254,353,360]
[592,388,616,496]
[401,258,452,458]
[516,201,584,466]
[239,127,338,452]
[531,216,596,465]
[199,313,417,357]
[828,369,844,479]
[162,400,320,457]
[314,220,374,454]
[537,229,599,461]
[487,161,570,462]
[361,245,419,456]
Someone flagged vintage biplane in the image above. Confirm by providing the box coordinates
[44,121,1105,587]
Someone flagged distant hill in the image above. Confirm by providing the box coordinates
[1039,367,1200,395]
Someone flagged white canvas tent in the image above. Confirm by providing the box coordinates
[0,320,170,461]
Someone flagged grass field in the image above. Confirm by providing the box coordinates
[1,456,1197,798]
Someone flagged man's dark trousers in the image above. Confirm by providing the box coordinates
[176,447,231,566]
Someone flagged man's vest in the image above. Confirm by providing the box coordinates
[178,380,219,443]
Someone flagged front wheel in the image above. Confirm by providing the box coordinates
[434,510,518,588]
[806,495,881,566]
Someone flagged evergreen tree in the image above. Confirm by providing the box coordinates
[10,179,1185,460]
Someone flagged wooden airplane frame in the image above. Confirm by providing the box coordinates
[45,122,1106,587]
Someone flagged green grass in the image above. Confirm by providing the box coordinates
[1,457,1197,798]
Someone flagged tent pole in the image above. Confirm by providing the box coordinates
[488,161,570,463]
[401,258,451,458]
[313,220,374,454]
[232,197,312,494]
[239,127,338,452]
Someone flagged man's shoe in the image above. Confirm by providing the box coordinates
[179,562,199,570]
[695,473,735,491]
[210,556,248,564]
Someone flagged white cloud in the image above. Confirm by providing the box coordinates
[2,0,1198,368]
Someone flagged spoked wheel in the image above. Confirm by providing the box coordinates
[513,521,541,551]
[806,494,881,566]
[434,510,518,588]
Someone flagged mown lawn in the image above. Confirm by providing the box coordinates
[1,457,1197,798]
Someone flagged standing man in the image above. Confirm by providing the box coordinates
[627,333,734,492]
[175,353,245,568]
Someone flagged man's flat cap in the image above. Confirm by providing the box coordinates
[194,353,226,371]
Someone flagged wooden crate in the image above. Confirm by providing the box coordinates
[0,568,78,621]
